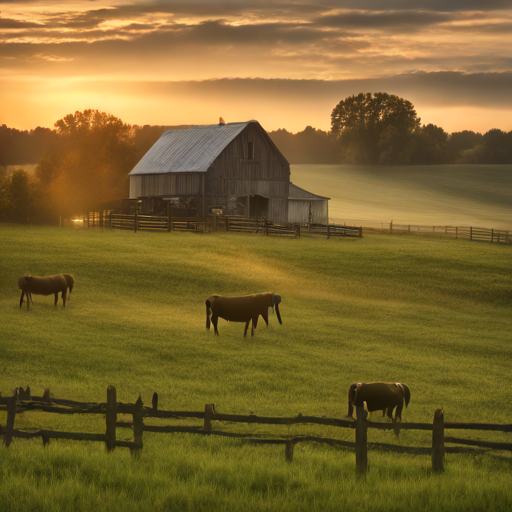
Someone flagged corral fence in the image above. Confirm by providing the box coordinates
[2,387,511,474]
[81,211,360,239]
[330,218,511,245]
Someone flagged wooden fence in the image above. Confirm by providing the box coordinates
[308,223,363,239]
[387,222,510,244]
[328,218,510,245]
[2,387,511,473]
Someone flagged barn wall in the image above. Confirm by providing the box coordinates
[129,174,202,198]
[206,124,290,201]
[288,200,328,224]
[268,198,289,224]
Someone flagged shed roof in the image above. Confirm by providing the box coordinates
[129,121,257,176]
[289,182,330,200]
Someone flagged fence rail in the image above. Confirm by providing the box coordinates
[81,211,510,244]
[2,387,511,473]
[328,218,510,245]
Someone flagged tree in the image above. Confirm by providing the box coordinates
[408,124,449,164]
[0,168,32,223]
[35,110,138,219]
[269,126,339,164]
[331,92,421,164]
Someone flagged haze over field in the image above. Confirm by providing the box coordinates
[292,164,512,229]
[1,0,512,133]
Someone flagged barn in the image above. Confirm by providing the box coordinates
[128,120,328,224]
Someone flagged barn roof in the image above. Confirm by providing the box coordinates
[289,182,330,200]
[129,121,260,176]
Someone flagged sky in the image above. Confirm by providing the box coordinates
[1,0,512,134]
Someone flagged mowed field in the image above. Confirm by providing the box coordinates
[1,224,511,512]
[291,164,512,229]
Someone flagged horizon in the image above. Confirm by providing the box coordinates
[1,1,512,134]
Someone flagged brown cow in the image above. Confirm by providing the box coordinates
[206,293,282,337]
[18,274,74,309]
[347,382,411,421]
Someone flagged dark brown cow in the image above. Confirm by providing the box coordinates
[206,293,282,337]
[347,382,411,421]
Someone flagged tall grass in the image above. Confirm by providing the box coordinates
[0,224,510,511]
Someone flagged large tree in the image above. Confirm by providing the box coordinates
[35,110,138,220]
[331,92,421,164]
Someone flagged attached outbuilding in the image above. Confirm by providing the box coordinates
[128,120,329,224]
[288,183,330,225]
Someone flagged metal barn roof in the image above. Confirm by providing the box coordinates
[129,121,255,176]
[289,182,330,200]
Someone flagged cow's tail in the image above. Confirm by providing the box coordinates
[402,383,411,408]
[206,299,211,329]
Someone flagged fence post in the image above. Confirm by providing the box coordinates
[359,226,363,238]
[152,392,158,411]
[106,385,117,452]
[202,404,215,432]
[456,226,458,239]
[432,409,445,472]
[470,226,472,241]
[327,224,330,239]
[285,440,294,462]
[355,405,368,475]
[132,395,144,456]
[4,393,17,447]
[491,229,494,243]
[390,220,393,232]
[110,211,113,230]
[134,209,138,233]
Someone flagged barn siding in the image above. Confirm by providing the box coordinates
[268,198,289,223]
[288,200,328,224]
[129,173,201,198]
[206,124,289,201]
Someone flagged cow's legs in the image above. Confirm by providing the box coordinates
[251,319,255,336]
[54,293,58,306]
[212,315,219,335]
[244,321,250,337]
[29,292,33,305]
[261,310,269,326]
[20,291,25,308]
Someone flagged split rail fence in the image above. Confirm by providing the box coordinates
[2,387,511,474]
[328,218,510,245]
[386,222,510,244]
[87,211,360,239]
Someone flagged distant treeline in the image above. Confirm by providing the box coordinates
[2,115,511,168]
[270,126,512,165]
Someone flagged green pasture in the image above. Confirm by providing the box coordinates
[1,224,511,512]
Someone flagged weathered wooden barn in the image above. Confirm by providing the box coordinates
[128,120,328,224]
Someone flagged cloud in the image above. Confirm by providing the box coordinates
[0,18,44,29]
[315,10,456,30]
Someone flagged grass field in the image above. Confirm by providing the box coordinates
[291,164,512,229]
[1,224,511,512]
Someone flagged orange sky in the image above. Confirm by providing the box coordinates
[1,0,512,133]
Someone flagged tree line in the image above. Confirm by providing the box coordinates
[271,93,511,165]
[1,95,511,224]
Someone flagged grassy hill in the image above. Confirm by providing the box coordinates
[291,164,512,229]
[0,224,510,512]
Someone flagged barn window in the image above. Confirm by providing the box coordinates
[247,141,254,160]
